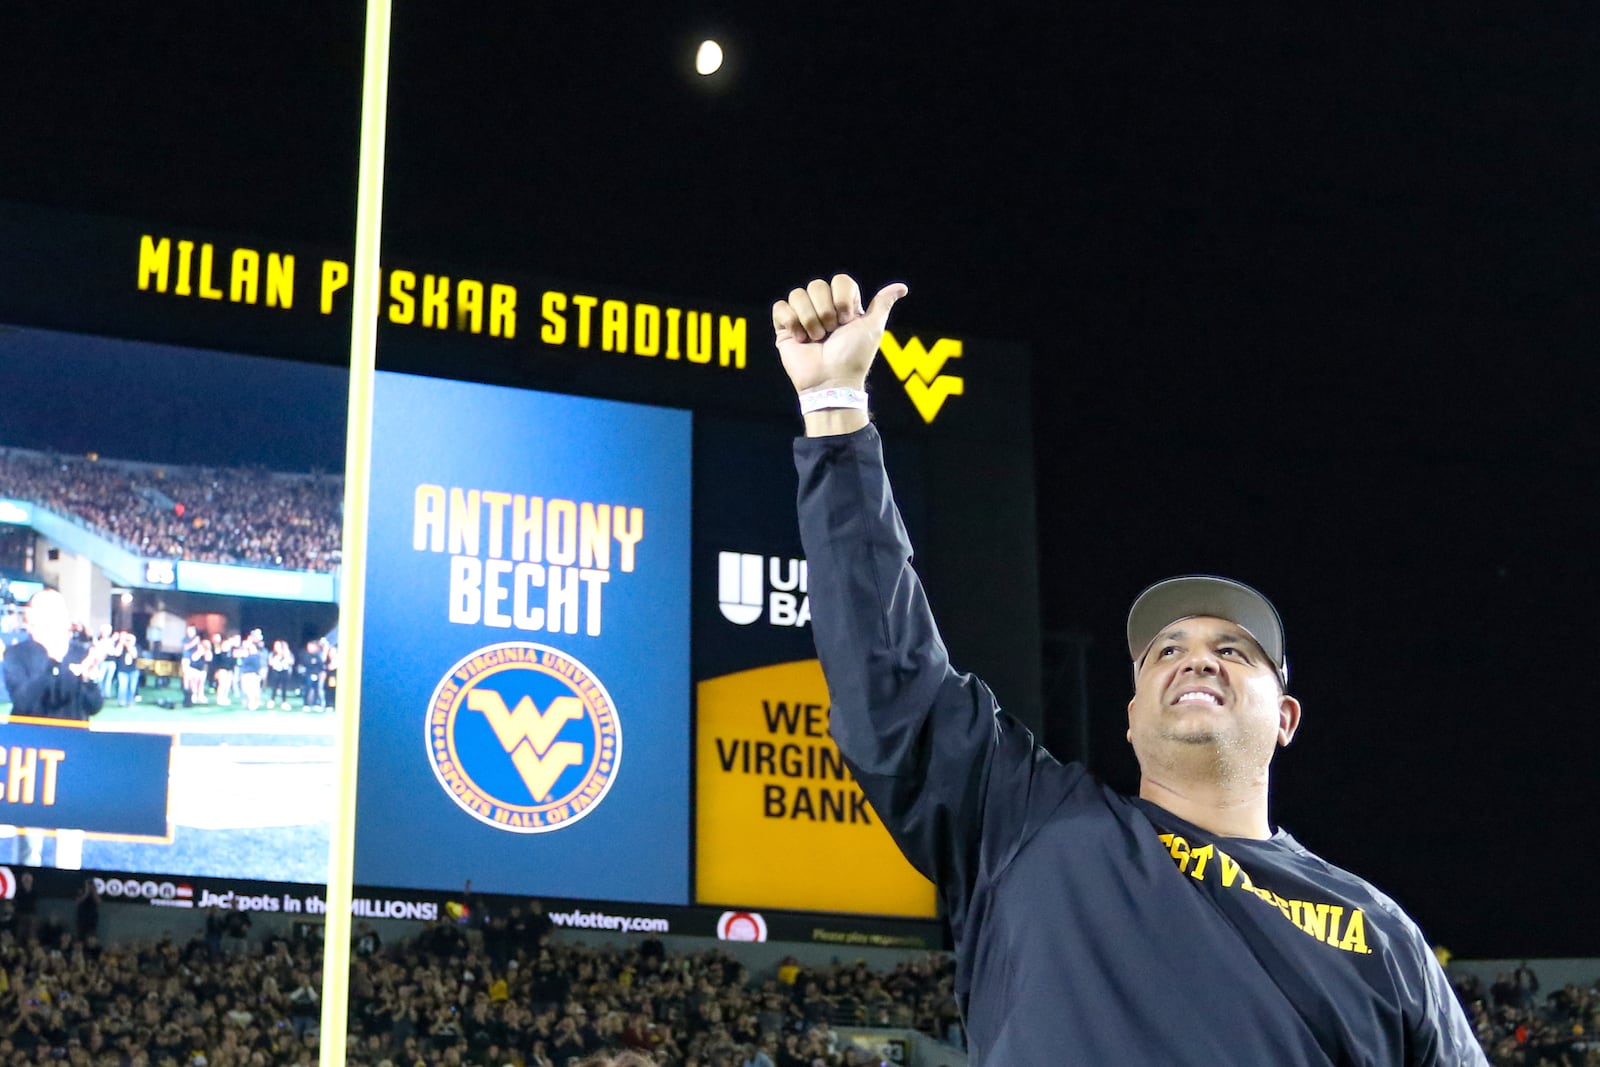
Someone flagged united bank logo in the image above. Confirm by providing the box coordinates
[717,551,809,627]
[880,331,963,423]
[426,642,621,834]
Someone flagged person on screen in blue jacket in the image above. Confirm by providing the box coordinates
[770,274,1487,1066]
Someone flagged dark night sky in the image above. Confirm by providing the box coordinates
[3,4,1597,957]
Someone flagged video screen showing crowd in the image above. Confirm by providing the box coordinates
[0,446,344,717]
[0,447,342,573]
[0,439,345,882]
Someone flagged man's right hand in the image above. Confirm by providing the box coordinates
[773,274,907,435]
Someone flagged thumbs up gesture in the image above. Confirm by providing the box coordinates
[773,274,908,395]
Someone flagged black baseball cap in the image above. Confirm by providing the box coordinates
[1127,575,1288,685]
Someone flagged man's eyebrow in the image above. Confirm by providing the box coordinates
[1158,627,1254,647]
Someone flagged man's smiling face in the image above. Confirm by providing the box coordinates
[1126,615,1300,774]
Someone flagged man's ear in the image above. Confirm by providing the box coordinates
[1278,693,1303,746]
[1125,696,1136,745]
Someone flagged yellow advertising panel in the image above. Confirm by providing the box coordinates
[696,659,936,918]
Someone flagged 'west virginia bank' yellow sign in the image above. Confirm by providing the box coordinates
[695,659,937,918]
[132,233,968,421]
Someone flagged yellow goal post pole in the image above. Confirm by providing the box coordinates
[320,0,392,1062]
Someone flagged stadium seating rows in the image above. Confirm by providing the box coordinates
[1,899,1592,1066]
[0,448,342,574]
[0,904,960,1067]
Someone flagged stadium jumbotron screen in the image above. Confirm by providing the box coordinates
[0,202,1036,947]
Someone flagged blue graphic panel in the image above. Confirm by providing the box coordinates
[0,721,170,836]
[357,373,691,903]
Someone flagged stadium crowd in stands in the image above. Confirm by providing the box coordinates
[1452,968,1600,1066]
[1,897,1593,1067]
[0,903,961,1067]
[0,448,342,573]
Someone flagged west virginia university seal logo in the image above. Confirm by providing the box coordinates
[427,642,621,833]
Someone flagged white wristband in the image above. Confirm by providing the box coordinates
[798,386,869,414]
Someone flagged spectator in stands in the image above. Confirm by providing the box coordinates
[1513,961,1541,1011]
[482,911,512,972]
[286,972,321,1040]
[531,950,571,1016]
[12,870,38,942]
[551,1013,590,1062]
[526,899,555,952]
[740,1041,776,1067]
[426,1003,464,1049]
[353,923,382,959]
[776,1033,809,1067]
[223,906,253,950]
[74,879,99,942]
[798,983,830,1027]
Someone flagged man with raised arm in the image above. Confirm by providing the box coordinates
[773,274,1485,1066]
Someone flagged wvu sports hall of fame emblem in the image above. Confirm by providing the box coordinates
[426,642,621,834]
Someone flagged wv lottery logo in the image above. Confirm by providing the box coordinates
[426,642,621,834]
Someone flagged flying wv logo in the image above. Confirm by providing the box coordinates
[427,642,621,834]
[879,331,964,423]
[466,691,584,801]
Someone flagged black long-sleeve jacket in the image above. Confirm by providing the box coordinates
[4,638,104,720]
[795,425,1485,1067]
